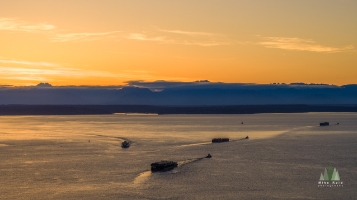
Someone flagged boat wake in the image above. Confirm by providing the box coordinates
[177,157,205,167]
[180,137,249,147]
[180,142,211,147]
[90,134,133,146]
[229,138,248,142]
[95,134,131,142]
[133,170,152,186]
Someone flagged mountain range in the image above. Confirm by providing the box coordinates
[1,82,357,106]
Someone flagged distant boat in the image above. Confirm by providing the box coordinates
[121,141,131,148]
[205,154,212,158]
[212,138,229,143]
[245,136,249,139]
[151,160,178,171]
[320,122,329,126]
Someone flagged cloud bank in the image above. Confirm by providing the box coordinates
[258,36,354,53]
[1,18,354,51]
[0,58,59,67]
[0,18,55,32]
[50,31,121,42]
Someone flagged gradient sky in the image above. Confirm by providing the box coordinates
[1,0,356,86]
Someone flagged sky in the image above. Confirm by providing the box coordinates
[1,0,356,86]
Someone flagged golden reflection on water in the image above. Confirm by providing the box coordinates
[133,171,152,186]
[1,114,356,199]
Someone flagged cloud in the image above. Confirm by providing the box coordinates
[158,28,233,46]
[0,67,62,81]
[0,67,65,75]
[0,18,55,32]
[0,61,165,83]
[0,57,182,84]
[0,66,122,83]
[125,33,167,42]
[258,36,354,53]
[125,32,233,46]
[0,18,234,46]
[175,40,231,46]
[0,66,125,78]
[2,76,48,81]
[159,29,218,36]
[0,18,121,43]
[0,58,59,67]
[50,31,121,42]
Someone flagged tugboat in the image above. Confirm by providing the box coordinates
[121,140,131,148]
[212,138,229,143]
[151,160,178,172]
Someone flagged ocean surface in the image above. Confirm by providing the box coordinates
[1,113,357,199]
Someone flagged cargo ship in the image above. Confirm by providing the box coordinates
[212,138,229,143]
[151,160,178,171]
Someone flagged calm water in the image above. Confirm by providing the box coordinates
[1,113,356,199]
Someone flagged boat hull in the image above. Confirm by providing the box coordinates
[212,138,229,143]
[320,122,329,126]
[151,161,178,172]
[121,141,131,148]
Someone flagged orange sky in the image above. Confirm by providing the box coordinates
[1,0,356,86]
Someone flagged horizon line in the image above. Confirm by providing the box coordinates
[1,81,356,88]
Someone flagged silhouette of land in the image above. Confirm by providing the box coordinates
[0,104,356,115]
[1,83,357,105]
[1,82,357,115]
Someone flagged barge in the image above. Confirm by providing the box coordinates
[212,138,229,143]
[320,122,329,126]
[151,160,178,171]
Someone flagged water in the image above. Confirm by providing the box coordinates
[1,113,356,199]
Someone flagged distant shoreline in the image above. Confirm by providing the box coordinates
[0,104,357,115]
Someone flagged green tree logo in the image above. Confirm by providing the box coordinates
[319,164,340,181]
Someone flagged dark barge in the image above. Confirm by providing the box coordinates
[151,160,178,171]
[212,138,229,143]
[320,122,329,126]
